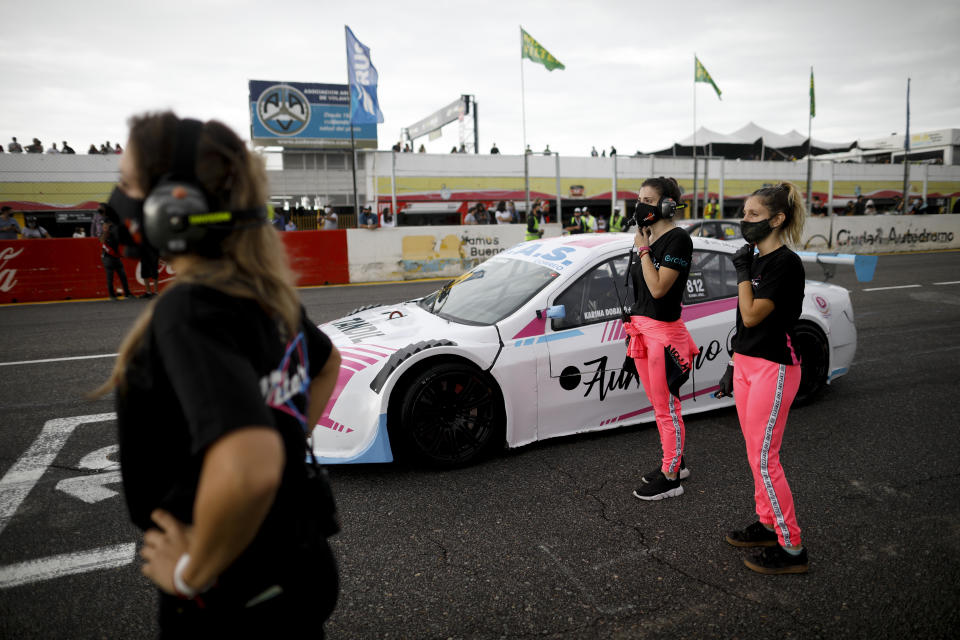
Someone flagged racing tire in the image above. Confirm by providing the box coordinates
[395,362,504,467]
[793,322,829,405]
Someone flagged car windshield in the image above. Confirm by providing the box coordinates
[418,257,560,325]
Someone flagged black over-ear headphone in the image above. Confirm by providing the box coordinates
[142,118,270,255]
[658,197,679,219]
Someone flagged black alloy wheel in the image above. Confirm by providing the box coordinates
[398,362,503,467]
[793,322,829,405]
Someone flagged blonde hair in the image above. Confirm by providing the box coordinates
[94,113,299,396]
[749,181,806,247]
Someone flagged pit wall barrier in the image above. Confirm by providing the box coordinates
[2,217,958,304]
[0,230,349,304]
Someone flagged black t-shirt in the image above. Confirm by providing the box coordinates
[733,246,805,364]
[116,284,335,595]
[630,227,693,321]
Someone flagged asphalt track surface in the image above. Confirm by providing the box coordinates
[1,251,959,639]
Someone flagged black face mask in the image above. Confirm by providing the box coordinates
[740,218,777,243]
[634,201,661,228]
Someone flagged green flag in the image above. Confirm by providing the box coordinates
[809,67,816,118]
[521,28,565,71]
[694,56,721,100]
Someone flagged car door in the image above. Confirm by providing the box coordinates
[680,247,740,404]
[539,253,646,440]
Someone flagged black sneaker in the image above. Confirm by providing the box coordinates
[642,456,689,484]
[725,521,779,548]
[632,471,683,501]
[743,545,809,575]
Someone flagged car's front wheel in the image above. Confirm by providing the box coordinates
[396,362,504,467]
[793,322,829,405]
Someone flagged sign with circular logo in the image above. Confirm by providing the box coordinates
[257,84,311,136]
[814,294,830,316]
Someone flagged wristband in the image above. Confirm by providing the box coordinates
[638,245,651,252]
[173,553,207,599]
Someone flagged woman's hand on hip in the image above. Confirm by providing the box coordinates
[140,509,193,594]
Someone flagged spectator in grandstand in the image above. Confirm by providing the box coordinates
[319,206,338,230]
[100,141,111,154]
[0,145,4,153]
[458,143,467,153]
[25,138,44,153]
[450,146,458,154]
[403,143,411,153]
[854,195,865,216]
[610,146,617,156]
[73,226,87,238]
[543,144,551,154]
[591,146,599,157]
[46,142,60,154]
[864,199,877,215]
[417,144,426,153]
[22,217,51,238]
[114,142,123,154]
[811,196,827,217]
[0,206,22,239]
[506,200,517,220]
[463,207,477,225]
[284,218,297,231]
[490,143,500,154]
[359,205,378,230]
[381,207,396,227]
[392,141,401,152]
[525,145,532,154]
[8,137,23,153]
[88,143,100,154]
[843,201,855,216]
[62,141,75,154]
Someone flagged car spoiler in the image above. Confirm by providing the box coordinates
[796,251,877,283]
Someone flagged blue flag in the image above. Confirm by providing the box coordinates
[345,26,384,125]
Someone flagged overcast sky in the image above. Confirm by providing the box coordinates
[2,0,958,157]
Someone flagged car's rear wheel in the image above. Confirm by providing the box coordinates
[396,362,503,467]
[793,322,829,405]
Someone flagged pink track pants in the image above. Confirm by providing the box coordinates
[734,353,802,547]
[633,335,684,476]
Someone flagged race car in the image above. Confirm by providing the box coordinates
[674,218,743,241]
[314,233,872,467]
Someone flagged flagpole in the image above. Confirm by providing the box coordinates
[901,77,911,212]
[692,54,698,219]
[521,26,530,218]
[805,67,814,214]
[345,25,360,220]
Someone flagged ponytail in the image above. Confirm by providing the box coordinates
[750,181,806,247]
[641,176,682,203]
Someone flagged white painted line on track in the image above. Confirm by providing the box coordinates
[933,281,960,285]
[0,414,116,536]
[0,543,136,589]
[0,353,117,367]
[862,284,922,292]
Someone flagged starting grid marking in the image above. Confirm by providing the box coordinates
[0,413,136,590]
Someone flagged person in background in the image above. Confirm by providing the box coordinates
[73,226,87,238]
[88,143,100,154]
[0,206,22,239]
[811,197,826,217]
[704,198,718,219]
[358,205,378,230]
[495,200,512,224]
[610,146,617,156]
[715,181,809,575]
[417,144,426,153]
[525,200,545,240]
[46,142,60,154]
[609,207,625,233]
[93,112,341,634]
[597,215,607,232]
[62,141,76,154]
[380,207,396,228]
[22,216,51,238]
[626,176,696,501]
[284,218,297,231]
[864,199,877,215]
[583,206,597,233]
[0,145,4,153]
[100,209,133,300]
[506,200,517,221]
[564,207,588,235]
[463,207,477,225]
[8,137,23,153]
[139,242,161,299]
[25,138,44,153]
[91,203,107,239]
[591,146,599,157]
[114,142,123,154]
[490,143,500,154]
[319,206,338,230]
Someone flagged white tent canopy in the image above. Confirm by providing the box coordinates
[673,122,851,151]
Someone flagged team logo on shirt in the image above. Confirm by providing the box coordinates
[259,331,311,428]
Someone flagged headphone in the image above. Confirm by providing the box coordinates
[142,118,270,255]
[634,195,684,226]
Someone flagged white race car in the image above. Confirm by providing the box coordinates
[315,234,872,466]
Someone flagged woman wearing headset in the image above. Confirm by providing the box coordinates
[716,182,808,574]
[626,176,699,501]
[96,112,341,634]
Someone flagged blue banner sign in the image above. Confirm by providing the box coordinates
[248,80,377,148]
